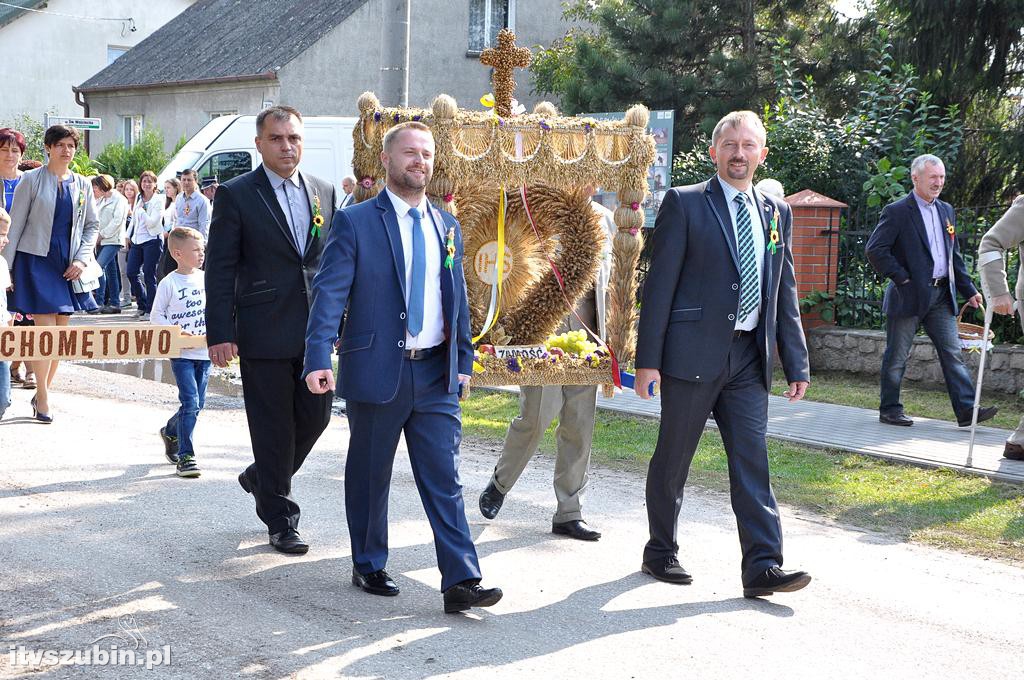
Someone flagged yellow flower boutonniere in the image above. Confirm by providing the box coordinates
[76,186,86,221]
[946,219,955,238]
[444,227,456,269]
[767,207,782,254]
[311,192,324,238]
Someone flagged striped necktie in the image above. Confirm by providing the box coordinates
[734,193,760,321]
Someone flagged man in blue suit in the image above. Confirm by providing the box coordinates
[866,154,997,428]
[634,111,812,599]
[303,121,502,614]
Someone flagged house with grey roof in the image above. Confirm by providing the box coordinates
[0,0,195,126]
[76,0,574,154]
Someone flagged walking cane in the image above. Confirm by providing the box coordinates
[967,303,995,468]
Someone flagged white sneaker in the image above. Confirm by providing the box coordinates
[139,313,150,321]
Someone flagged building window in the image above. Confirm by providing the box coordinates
[209,111,238,120]
[107,46,129,65]
[468,0,512,54]
[121,115,143,148]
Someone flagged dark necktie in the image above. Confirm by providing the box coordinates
[407,206,425,336]
[735,193,760,321]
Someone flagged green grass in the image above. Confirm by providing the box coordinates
[783,369,1024,430]
[463,391,1024,563]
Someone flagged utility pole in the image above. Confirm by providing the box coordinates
[379,0,410,107]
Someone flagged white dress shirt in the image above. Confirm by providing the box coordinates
[386,188,445,349]
[720,180,766,331]
[264,167,312,253]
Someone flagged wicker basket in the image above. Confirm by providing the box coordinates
[472,363,615,388]
[957,302,995,342]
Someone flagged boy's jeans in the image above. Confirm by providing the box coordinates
[0,359,9,420]
[166,358,211,456]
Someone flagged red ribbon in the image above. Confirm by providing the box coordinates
[519,186,622,389]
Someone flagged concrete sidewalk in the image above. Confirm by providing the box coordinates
[0,364,1021,679]
[491,386,1024,484]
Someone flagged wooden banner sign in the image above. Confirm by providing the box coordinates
[0,325,207,361]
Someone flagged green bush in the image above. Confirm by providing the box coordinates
[95,127,170,181]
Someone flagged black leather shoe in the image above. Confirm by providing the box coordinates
[238,471,253,494]
[269,528,309,555]
[352,568,399,596]
[879,411,913,426]
[159,427,179,464]
[641,556,693,584]
[1004,441,1024,460]
[478,481,505,520]
[958,406,998,427]
[743,566,811,598]
[443,580,503,613]
[552,519,601,541]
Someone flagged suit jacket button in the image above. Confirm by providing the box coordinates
[728,313,736,321]
[400,312,406,320]
[732,283,739,290]
[398,340,405,348]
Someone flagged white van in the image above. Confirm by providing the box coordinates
[158,115,357,203]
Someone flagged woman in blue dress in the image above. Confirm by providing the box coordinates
[5,125,99,422]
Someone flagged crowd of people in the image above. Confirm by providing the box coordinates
[0,124,219,422]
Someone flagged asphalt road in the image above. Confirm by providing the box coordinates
[0,364,1019,679]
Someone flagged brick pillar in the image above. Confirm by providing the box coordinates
[783,190,847,329]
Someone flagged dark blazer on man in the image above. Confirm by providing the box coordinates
[635,175,809,586]
[205,164,337,536]
[302,189,481,591]
[636,176,809,387]
[865,193,977,318]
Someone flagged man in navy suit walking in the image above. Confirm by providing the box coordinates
[866,154,997,428]
[634,111,812,598]
[303,121,502,614]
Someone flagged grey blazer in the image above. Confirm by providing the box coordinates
[5,166,99,269]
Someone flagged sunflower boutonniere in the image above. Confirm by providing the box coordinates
[946,218,955,239]
[76,186,86,221]
[311,192,324,238]
[444,227,456,269]
[767,207,782,254]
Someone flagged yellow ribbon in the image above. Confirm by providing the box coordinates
[473,187,507,343]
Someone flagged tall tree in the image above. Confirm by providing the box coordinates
[530,0,836,152]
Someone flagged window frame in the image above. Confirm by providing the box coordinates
[466,0,515,56]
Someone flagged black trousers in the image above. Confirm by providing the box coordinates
[239,356,332,534]
[643,333,784,585]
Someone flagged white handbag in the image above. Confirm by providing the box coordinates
[71,257,102,294]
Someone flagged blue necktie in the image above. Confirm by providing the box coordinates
[735,193,760,321]
[407,206,425,336]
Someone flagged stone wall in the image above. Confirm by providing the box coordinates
[807,327,1024,395]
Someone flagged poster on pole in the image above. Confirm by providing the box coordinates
[582,109,673,227]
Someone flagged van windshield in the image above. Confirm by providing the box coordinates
[158,150,202,185]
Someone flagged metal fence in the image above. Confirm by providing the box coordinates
[834,202,1012,329]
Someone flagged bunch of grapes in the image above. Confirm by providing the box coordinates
[544,330,598,356]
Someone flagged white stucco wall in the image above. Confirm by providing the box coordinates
[0,0,194,124]
[278,0,575,116]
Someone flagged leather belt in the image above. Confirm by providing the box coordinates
[403,345,444,360]
[733,329,755,339]
[931,276,949,287]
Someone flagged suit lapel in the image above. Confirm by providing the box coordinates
[377,191,407,300]
[704,177,741,274]
[428,203,454,335]
[754,188,775,298]
[300,171,318,259]
[253,166,300,254]
[905,194,932,256]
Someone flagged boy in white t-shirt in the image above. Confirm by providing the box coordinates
[152,227,209,478]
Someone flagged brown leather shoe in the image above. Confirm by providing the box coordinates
[1004,441,1024,461]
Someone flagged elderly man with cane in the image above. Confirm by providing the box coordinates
[979,196,1024,460]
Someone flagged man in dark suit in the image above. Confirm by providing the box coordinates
[205,106,336,555]
[866,154,996,428]
[303,121,502,614]
[635,110,812,599]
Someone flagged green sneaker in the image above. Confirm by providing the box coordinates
[176,455,201,478]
